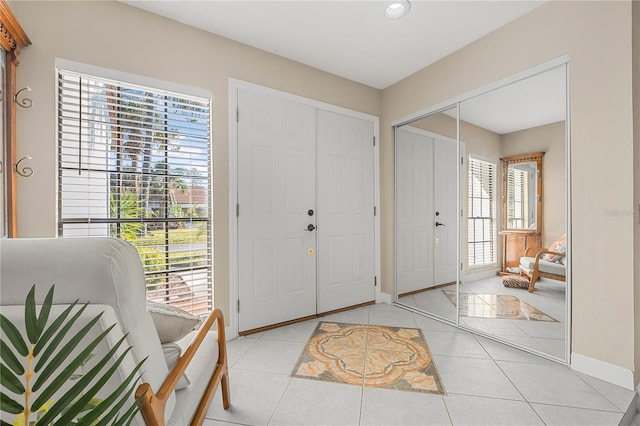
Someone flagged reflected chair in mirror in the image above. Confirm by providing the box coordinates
[519,234,567,293]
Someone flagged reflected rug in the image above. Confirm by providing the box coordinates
[292,322,445,394]
[443,290,557,322]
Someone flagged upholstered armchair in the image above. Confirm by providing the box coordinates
[519,234,567,293]
[0,237,230,425]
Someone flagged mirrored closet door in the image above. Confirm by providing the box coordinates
[395,61,570,362]
[395,105,460,323]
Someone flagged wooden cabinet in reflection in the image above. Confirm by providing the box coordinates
[499,152,544,275]
[499,230,541,275]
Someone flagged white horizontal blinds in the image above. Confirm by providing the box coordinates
[467,157,496,267]
[507,168,527,229]
[58,69,212,316]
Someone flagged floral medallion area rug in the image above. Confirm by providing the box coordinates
[292,322,445,395]
[442,290,557,322]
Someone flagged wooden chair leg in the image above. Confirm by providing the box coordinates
[528,271,539,293]
[221,370,231,409]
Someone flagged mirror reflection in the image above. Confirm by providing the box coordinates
[395,63,568,362]
[459,65,567,361]
[506,160,538,230]
[395,106,459,323]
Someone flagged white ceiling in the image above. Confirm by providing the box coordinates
[121,0,545,90]
[453,65,566,134]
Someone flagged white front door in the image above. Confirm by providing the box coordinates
[433,137,459,285]
[317,110,375,313]
[237,88,317,332]
[395,127,434,294]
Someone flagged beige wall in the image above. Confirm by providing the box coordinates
[9,1,381,323]
[501,121,566,247]
[381,1,636,377]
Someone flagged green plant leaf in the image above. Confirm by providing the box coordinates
[33,332,123,413]
[32,316,110,394]
[0,363,25,394]
[0,341,24,376]
[35,336,128,424]
[110,393,146,426]
[0,391,23,415]
[35,285,55,340]
[24,285,38,344]
[98,373,147,426]
[33,300,79,357]
[0,314,28,357]
[34,302,88,372]
[54,351,145,425]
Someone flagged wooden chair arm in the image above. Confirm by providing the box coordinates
[523,246,543,257]
[533,249,566,261]
[136,308,228,426]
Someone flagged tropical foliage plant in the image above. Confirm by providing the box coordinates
[0,285,146,425]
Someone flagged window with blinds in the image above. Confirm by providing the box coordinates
[57,69,212,316]
[467,157,497,267]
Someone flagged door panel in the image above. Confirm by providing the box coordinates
[433,137,458,285]
[395,128,434,294]
[317,110,375,313]
[237,88,317,332]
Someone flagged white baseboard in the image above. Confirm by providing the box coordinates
[571,352,635,390]
[463,268,500,283]
[225,325,237,340]
[377,292,392,304]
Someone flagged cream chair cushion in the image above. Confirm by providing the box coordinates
[519,256,566,276]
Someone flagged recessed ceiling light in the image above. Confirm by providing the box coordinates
[385,1,411,19]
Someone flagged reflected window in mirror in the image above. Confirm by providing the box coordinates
[507,162,537,230]
[467,157,497,268]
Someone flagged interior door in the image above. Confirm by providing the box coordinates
[433,137,459,285]
[317,110,375,312]
[237,88,317,332]
[395,127,434,294]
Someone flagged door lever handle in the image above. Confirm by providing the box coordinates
[435,221,446,227]
[305,224,316,231]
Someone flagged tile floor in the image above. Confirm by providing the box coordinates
[399,276,567,360]
[205,303,637,425]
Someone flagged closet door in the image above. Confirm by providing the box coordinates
[317,110,375,313]
[237,89,317,332]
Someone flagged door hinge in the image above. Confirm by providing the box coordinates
[374,276,377,287]
[236,107,240,122]
[236,203,239,217]
[373,136,376,147]
[460,262,463,271]
[373,206,377,216]
[237,299,240,313]
[461,157,464,165]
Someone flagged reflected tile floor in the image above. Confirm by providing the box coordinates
[443,290,557,322]
[206,304,636,426]
[292,322,444,394]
